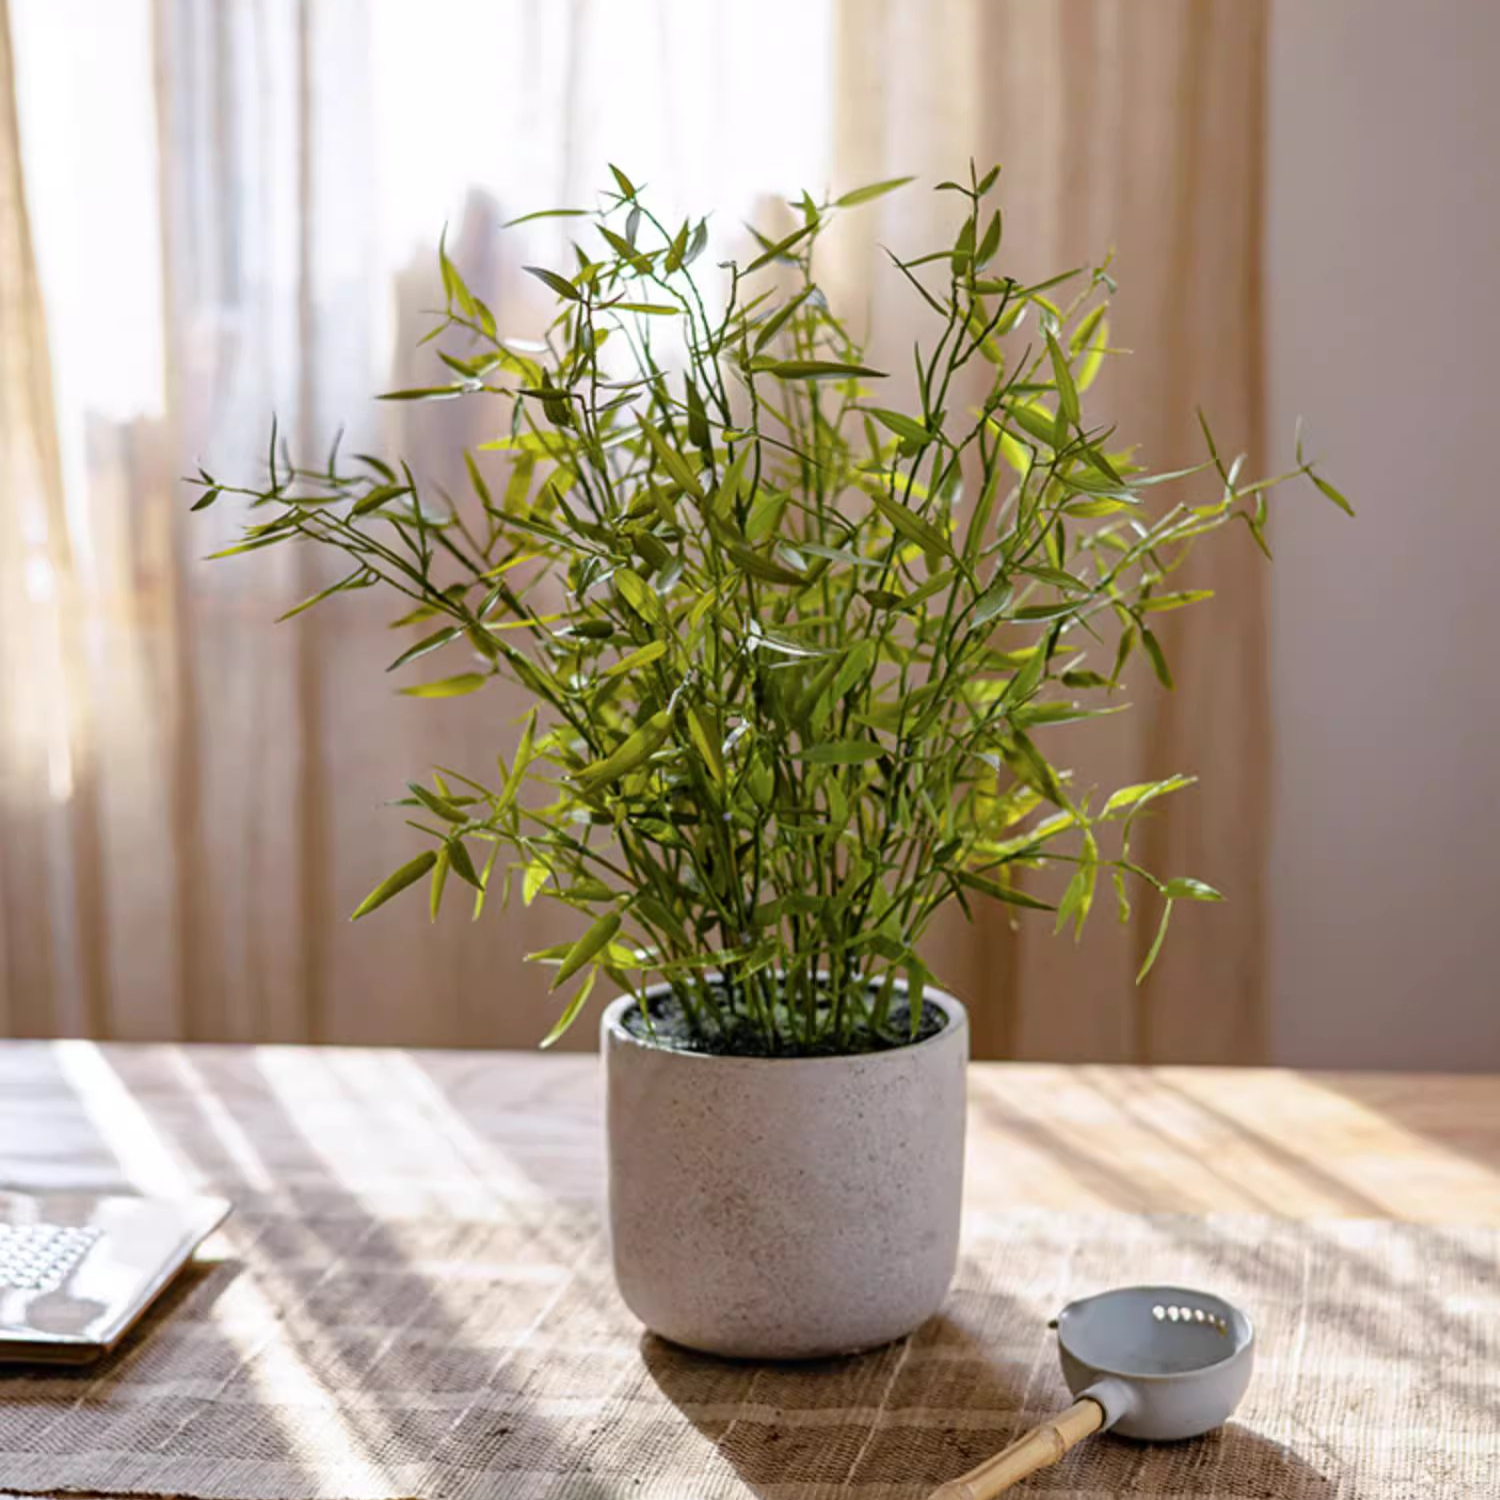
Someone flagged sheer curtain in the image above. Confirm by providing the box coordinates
[3,0,1269,1058]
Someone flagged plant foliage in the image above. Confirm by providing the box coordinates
[196,164,1349,1055]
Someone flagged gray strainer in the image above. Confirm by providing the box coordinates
[930,1285,1255,1498]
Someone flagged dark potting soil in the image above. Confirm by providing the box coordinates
[618,987,949,1058]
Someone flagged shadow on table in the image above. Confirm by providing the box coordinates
[15,1044,593,1497]
[640,1307,1331,1498]
[0,1256,243,1399]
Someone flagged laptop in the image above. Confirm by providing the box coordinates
[0,1188,230,1364]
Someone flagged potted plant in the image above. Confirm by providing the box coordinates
[196,164,1348,1359]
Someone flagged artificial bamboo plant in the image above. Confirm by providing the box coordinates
[196,164,1349,1056]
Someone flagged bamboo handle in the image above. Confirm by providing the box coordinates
[928,1397,1106,1499]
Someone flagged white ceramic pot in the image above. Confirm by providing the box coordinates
[601,982,968,1359]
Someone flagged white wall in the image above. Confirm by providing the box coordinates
[1267,1,1500,1069]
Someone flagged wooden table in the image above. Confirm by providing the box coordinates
[3,1043,1499,1499]
[10,1042,1494,1220]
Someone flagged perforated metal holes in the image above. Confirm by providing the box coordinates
[1151,1301,1229,1335]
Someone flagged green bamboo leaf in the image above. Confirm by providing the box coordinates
[1102,775,1194,815]
[956,869,1054,911]
[602,640,668,678]
[472,841,502,921]
[744,222,816,273]
[835,176,914,207]
[523,265,581,301]
[446,836,482,891]
[540,966,599,1048]
[387,626,460,672]
[1046,329,1080,431]
[351,483,413,516]
[794,741,884,765]
[608,163,637,199]
[1004,401,1060,450]
[684,704,725,783]
[276,568,367,623]
[752,288,813,353]
[1163,876,1223,901]
[863,485,952,560]
[1138,590,1215,613]
[351,849,438,920]
[1140,628,1174,690]
[863,407,931,445]
[553,912,622,990]
[503,208,588,227]
[376,388,466,402]
[399,673,488,698]
[428,847,450,921]
[523,860,551,906]
[975,209,1002,268]
[610,302,681,316]
[1137,899,1174,982]
[1310,471,1355,515]
[205,534,292,560]
[497,708,537,814]
[723,538,807,585]
[638,416,705,501]
[576,711,672,790]
[407,782,466,824]
[755,358,886,381]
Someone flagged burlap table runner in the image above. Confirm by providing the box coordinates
[1,1193,1496,1499]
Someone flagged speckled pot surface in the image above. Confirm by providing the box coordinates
[602,983,968,1359]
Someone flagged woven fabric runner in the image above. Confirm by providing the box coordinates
[2,1198,1497,1499]
[2,1042,1498,1498]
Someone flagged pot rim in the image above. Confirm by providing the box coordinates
[1058,1286,1256,1383]
[600,976,968,1064]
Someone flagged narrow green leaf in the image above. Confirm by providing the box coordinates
[575,711,672,790]
[351,483,413,516]
[399,673,488,698]
[387,626,460,672]
[523,265,581,301]
[408,782,466,823]
[1045,329,1080,430]
[503,208,588,227]
[1140,628,1173,690]
[1138,589,1214,613]
[553,913,622,990]
[446,837,482,891]
[1163,876,1223,901]
[499,709,537,811]
[638,416,705,501]
[752,288,813,353]
[1137,899,1174,982]
[794,740,884,765]
[864,485,952,560]
[351,850,437,920]
[684,704,725,783]
[602,640,668,678]
[755,359,886,380]
[956,869,1054,911]
[540,967,598,1048]
[835,176,914,208]
[428,848,450,921]
[744,222,816,273]
[1311,471,1355,515]
[863,407,931,445]
[276,568,366,623]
